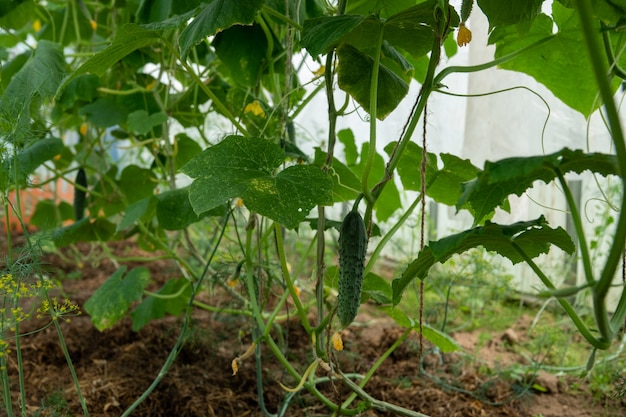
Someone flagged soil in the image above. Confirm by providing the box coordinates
[2,234,625,417]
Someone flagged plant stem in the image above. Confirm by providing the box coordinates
[372,34,441,203]
[433,34,556,87]
[53,320,89,415]
[365,193,421,274]
[340,373,431,417]
[511,241,610,349]
[339,327,412,410]
[574,0,626,342]
[245,217,267,334]
[556,171,594,285]
[122,210,231,416]
[273,223,312,333]
[361,27,385,205]
[261,5,303,31]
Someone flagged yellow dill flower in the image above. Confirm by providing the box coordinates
[90,20,97,31]
[32,19,41,32]
[80,122,88,136]
[457,22,472,47]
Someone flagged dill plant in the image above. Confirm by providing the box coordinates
[0,259,81,416]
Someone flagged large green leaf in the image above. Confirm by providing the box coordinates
[0,0,41,30]
[384,1,444,58]
[557,0,626,24]
[491,3,617,117]
[477,0,544,30]
[384,141,438,192]
[30,199,74,229]
[56,74,100,110]
[116,197,158,232]
[84,266,151,331]
[338,128,358,166]
[49,217,116,247]
[301,14,365,58]
[213,24,268,87]
[384,142,479,207]
[181,136,333,229]
[458,148,619,224]
[391,216,575,305]
[5,137,64,185]
[127,110,168,136]
[346,0,417,17]
[428,153,480,206]
[336,43,409,120]
[156,187,225,230]
[78,97,127,128]
[90,165,157,217]
[0,41,65,129]
[178,0,264,60]
[362,272,392,304]
[302,2,440,60]
[56,24,161,96]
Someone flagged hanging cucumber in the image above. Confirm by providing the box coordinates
[337,210,368,328]
[74,168,87,221]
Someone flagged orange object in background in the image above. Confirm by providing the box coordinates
[1,177,74,233]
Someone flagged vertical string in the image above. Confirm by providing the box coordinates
[418,102,428,366]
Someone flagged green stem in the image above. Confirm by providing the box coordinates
[122,210,231,416]
[556,171,594,285]
[574,0,626,342]
[365,193,421,274]
[13,323,25,416]
[192,300,252,316]
[511,242,610,349]
[0,352,12,417]
[261,5,303,31]
[433,34,556,87]
[339,372,430,417]
[273,223,312,333]
[339,327,412,410]
[245,217,267,334]
[70,0,82,45]
[373,34,442,203]
[601,23,626,80]
[53,320,89,415]
[290,82,324,120]
[361,27,385,205]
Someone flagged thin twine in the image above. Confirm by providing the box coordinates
[418,102,428,365]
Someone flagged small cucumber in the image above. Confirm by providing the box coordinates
[74,168,87,221]
[337,210,367,327]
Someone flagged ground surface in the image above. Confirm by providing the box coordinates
[2,234,625,417]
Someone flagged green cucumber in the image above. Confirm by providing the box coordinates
[337,210,367,327]
[74,168,87,221]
